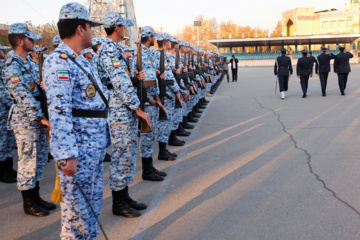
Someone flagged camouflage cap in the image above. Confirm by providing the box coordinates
[53,34,61,46]
[178,40,186,47]
[82,48,93,55]
[92,37,103,46]
[59,2,103,27]
[103,12,134,28]
[156,32,170,41]
[141,26,161,38]
[29,46,48,54]
[0,44,11,50]
[168,36,177,43]
[8,23,42,40]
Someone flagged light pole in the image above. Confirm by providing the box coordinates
[194,20,202,48]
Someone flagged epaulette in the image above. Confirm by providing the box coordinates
[59,52,69,60]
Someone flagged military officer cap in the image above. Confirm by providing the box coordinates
[301,49,308,53]
[280,47,287,52]
[321,46,327,50]
[141,26,161,38]
[92,37,103,46]
[338,46,345,49]
[103,12,134,28]
[8,23,42,40]
[82,48,93,56]
[53,34,61,46]
[168,36,177,43]
[59,2,103,27]
[0,44,11,50]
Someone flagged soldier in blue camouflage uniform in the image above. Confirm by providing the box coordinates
[153,33,183,159]
[0,44,17,183]
[52,34,61,48]
[134,26,170,179]
[43,3,110,238]
[3,23,56,217]
[97,12,152,218]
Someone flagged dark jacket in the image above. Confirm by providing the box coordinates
[274,55,293,76]
[296,56,318,77]
[334,52,353,73]
[229,58,238,70]
[317,53,335,73]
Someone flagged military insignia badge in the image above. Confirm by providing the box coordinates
[165,62,169,68]
[59,53,68,60]
[57,70,70,81]
[29,82,35,92]
[112,60,121,68]
[86,84,96,98]
[71,54,77,58]
[147,60,152,65]
[10,75,20,83]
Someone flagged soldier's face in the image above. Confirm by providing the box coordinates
[22,37,34,52]
[150,36,155,47]
[118,25,126,39]
[81,22,93,48]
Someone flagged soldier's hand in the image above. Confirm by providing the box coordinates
[60,158,77,177]
[183,66,188,73]
[41,117,50,128]
[182,92,189,103]
[190,86,195,95]
[136,108,151,127]
[136,70,146,81]
[160,72,166,79]
[176,68,180,74]
[297,75,300,78]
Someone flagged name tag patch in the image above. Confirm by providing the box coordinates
[86,84,96,98]
[10,75,20,83]
[112,60,121,68]
[57,71,70,81]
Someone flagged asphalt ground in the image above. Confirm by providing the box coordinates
[2,65,360,240]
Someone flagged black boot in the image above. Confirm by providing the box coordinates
[195,104,203,113]
[182,116,194,129]
[192,109,201,118]
[168,131,185,146]
[112,189,141,217]
[33,181,57,210]
[6,158,17,178]
[158,142,176,161]
[187,112,198,123]
[198,102,206,109]
[0,161,16,183]
[47,153,53,163]
[166,149,177,158]
[124,186,147,210]
[203,98,210,104]
[176,124,190,137]
[142,157,164,181]
[103,152,111,162]
[21,189,49,217]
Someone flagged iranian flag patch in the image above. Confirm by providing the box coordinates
[112,60,121,68]
[57,71,70,81]
[10,75,20,83]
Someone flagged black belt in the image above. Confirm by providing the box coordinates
[72,109,108,118]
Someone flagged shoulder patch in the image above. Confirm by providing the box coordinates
[112,60,121,68]
[57,70,70,81]
[10,75,20,83]
[59,53,68,60]
[86,84,96,98]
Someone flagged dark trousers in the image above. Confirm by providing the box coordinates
[219,70,229,82]
[319,72,329,95]
[231,68,237,81]
[338,73,349,94]
[300,76,309,95]
[278,75,289,92]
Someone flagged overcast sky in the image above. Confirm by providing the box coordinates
[0,0,347,34]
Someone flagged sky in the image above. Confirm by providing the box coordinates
[0,0,348,34]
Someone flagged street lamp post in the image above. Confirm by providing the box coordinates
[194,20,202,48]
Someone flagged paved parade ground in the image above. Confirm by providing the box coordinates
[3,65,360,240]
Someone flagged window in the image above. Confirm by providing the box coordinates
[348,19,353,26]
[331,21,337,27]
[322,21,329,28]
[339,20,345,27]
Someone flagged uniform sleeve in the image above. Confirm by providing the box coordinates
[289,58,293,75]
[4,64,43,121]
[0,80,13,109]
[43,55,78,160]
[274,59,278,75]
[100,46,140,111]
[334,58,338,72]
[296,60,300,76]
[348,52,354,58]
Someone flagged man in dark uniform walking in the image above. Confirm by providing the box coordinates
[297,50,318,98]
[317,46,335,96]
[274,48,292,99]
[334,46,353,96]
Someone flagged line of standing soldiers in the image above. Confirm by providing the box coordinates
[274,46,353,99]
[0,3,226,239]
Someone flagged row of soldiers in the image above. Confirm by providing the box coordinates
[0,2,226,239]
[274,46,353,99]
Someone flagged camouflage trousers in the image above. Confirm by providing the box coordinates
[14,128,48,191]
[0,119,15,162]
[182,100,188,117]
[59,157,105,240]
[140,105,157,158]
[156,99,173,143]
[172,99,183,130]
[110,117,138,191]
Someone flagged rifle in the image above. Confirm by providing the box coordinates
[158,49,173,120]
[174,45,186,91]
[38,40,50,140]
[137,27,155,133]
